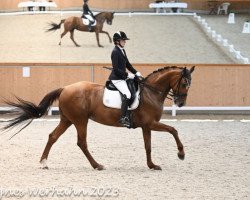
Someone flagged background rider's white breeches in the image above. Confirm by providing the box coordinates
[85,15,94,23]
[111,80,131,99]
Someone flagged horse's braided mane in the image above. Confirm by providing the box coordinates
[95,11,108,17]
[145,66,184,80]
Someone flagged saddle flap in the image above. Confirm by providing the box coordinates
[103,79,140,110]
[81,18,96,26]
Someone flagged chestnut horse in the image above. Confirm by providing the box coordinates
[2,66,195,170]
[46,12,114,47]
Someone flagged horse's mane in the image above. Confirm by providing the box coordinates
[145,66,184,80]
[95,12,102,17]
[95,12,109,17]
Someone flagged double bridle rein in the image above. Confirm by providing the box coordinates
[140,70,191,101]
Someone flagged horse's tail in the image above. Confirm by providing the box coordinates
[2,88,64,138]
[46,19,65,32]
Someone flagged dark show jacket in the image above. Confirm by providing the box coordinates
[83,3,93,15]
[109,46,137,80]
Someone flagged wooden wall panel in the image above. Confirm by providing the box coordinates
[1,63,249,107]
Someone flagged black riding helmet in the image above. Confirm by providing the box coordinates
[113,31,130,42]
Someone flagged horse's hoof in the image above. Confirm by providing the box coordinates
[40,159,49,169]
[76,45,81,47]
[149,165,162,170]
[42,166,49,170]
[178,152,185,160]
[95,164,105,170]
[153,165,162,170]
[98,45,104,48]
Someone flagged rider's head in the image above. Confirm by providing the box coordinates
[113,31,129,48]
[84,0,88,3]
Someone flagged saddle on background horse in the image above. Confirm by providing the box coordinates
[103,79,140,110]
[81,16,97,26]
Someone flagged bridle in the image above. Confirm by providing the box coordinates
[139,70,191,101]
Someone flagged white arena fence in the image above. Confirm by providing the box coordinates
[1,106,250,117]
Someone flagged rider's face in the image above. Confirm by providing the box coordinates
[120,40,126,48]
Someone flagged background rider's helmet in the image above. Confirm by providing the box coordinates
[84,0,88,2]
[113,31,130,42]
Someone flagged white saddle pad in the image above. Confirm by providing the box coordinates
[82,18,97,26]
[103,88,140,110]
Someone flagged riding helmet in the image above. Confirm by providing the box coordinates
[113,31,130,42]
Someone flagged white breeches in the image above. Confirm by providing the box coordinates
[85,14,94,22]
[111,80,131,99]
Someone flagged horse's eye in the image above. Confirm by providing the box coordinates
[182,83,187,88]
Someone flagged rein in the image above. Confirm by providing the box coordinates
[140,72,190,101]
[140,81,172,100]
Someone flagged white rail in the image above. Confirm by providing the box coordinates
[1,106,250,116]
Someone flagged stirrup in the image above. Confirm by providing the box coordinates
[119,117,130,127]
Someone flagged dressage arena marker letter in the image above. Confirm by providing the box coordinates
[227,13,235,24]
[242,22,250,33]
[22,67,30,77]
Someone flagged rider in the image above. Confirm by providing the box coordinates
[81,0,95,31]
[108,31,143,127]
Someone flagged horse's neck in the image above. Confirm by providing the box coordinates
[95,13,105,21]
[146,70,176,94]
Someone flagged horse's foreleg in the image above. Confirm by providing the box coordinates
[70,30,80,47]
[40,119,72,169]
[100,30,112,43]
[142,127,162,170]
[59,30,68,45]
[76,121,104,170]
[95,32,103,47]
[149,121,185,160]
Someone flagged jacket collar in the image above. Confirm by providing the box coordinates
[115,45,126,58]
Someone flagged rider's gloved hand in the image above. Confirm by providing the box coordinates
[127,73,135,79]
[136,72,143,78]
[135,72,144,81]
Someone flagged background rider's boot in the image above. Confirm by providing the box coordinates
[88,24,92,32]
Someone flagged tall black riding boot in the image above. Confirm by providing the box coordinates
[119,97,130,127]
[88,23,92,32]
[88,20,95,32]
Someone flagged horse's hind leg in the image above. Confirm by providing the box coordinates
[70,30,80,47]
[59,30,68,45]
[40,117,72,169]
[75,120,104,170]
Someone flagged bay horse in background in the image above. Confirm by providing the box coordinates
[2,66,195,170]
[46,12,114,47]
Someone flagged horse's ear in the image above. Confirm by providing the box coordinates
[182,67,187,76]
[189,66,195,74]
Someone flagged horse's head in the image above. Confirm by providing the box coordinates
[95,12,114,25]
[105,12,115,25]
[169,66,195,107]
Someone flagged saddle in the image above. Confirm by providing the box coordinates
[103,79,140,110]
[81,15,97,26]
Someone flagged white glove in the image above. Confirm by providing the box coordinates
[127,73,135,79]
[136,72,143,77]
